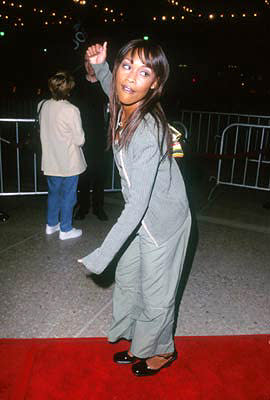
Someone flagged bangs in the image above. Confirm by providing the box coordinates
[129,46,153,69]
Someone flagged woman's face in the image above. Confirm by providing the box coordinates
[116,50,157,112]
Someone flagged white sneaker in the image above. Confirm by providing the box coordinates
[59,228,82,240]
[46,223,60,235]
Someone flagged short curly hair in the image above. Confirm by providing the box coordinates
[48,71,75,100]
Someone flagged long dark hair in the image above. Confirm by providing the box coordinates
[108,39,171,154]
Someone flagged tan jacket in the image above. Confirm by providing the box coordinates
[39,99,87,177]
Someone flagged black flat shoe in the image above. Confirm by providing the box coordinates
[132,351,177,377]
[263,201,270,210]
[93,209,108,221]
[113,350,138,364]
[0,211,9,222]
[74,210,87,220]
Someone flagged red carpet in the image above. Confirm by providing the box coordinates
[0,335,269,400]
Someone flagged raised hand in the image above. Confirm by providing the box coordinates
[86,42,107,64]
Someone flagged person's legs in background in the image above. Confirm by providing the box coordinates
[47,175,82,240]
[75,157,108,221]
[46,176,62,232]
[91,157,108,221]
[74,169,91,220]
[60,175,79,232]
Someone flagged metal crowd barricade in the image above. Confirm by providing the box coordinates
[208,123,270,199]
[2,115,270,198]
[0,118,38,195]
[180,110,270,155]
[0,118,121,196]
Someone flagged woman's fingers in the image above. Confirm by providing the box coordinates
[86,42,107,64]
[86,45,99,58]
[86,44,101,58]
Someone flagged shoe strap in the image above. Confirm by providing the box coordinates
[154,352,175,361]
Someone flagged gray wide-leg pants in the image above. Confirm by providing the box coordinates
[108,213,191,358]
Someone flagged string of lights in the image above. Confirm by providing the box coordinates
[158,0,264,22]
[0,0,125,29]
[0,0,269,31]
[0,0,73,28]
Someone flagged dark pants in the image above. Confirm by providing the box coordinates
[77,158,105,214]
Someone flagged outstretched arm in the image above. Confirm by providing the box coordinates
[78,123,161,275]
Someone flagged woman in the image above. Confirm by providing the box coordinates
[79,40,191,376]
[40,71,86,240]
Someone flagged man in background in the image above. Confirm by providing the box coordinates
[73,55,108,221]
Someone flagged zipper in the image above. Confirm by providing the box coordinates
[119,149,158,248]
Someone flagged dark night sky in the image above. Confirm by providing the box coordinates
[1,1,269,30]
[1,0,270,109]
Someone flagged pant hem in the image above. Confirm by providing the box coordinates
[130,342,175,359]
[108,335,132,343]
